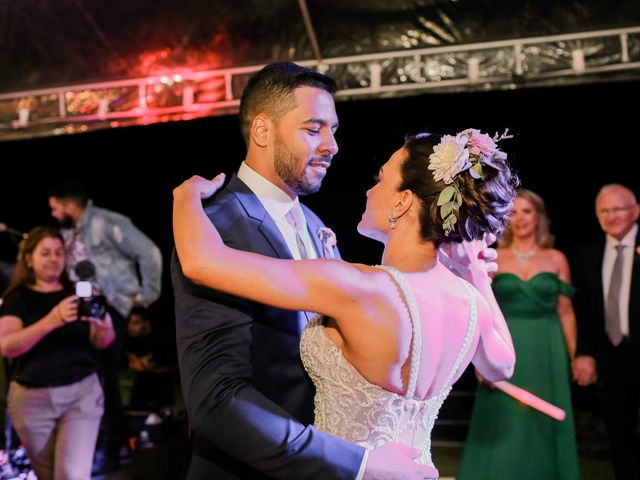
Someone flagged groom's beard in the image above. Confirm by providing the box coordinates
[274,135,328,196]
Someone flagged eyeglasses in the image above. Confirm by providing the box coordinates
[597,205,637,216]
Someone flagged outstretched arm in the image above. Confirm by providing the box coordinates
[173,175,371,323]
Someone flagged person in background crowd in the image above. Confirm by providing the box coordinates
[458,189,579,480]
[0,226,115,480]
[47,180,162,473]
[123,307,175,411]
[573,184,640,480]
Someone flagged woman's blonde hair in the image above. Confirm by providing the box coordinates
[499,189,554,248]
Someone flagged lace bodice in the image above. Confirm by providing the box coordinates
[300,265,477,466]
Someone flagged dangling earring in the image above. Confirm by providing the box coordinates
[388,213,398,229]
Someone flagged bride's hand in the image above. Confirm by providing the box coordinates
[474,367,495,387]
[174,173,226,200]
[439,233,497,285]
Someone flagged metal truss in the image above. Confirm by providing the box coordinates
[1,26,639,141]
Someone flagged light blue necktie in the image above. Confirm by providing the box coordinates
[285,205,310,259]
[285,204,315,332]
[606,244,626,346]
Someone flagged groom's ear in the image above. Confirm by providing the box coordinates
[251,114,272,148]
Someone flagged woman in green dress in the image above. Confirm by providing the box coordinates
[457,189,580,480]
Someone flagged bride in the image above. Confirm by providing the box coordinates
[173,128,518,473]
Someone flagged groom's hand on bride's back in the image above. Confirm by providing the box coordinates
[363,442,439,479]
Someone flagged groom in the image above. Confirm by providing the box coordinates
[172,62,434,479]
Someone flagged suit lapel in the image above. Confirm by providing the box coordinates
[228,175,293,260]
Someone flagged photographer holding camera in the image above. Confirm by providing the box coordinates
[0,226,115,480]
[47,179,162,473]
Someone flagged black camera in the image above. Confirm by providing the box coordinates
[74,261,107,321]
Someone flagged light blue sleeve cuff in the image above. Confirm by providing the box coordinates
[355,448,369,480]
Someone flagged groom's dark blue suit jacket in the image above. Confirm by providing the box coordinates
[172,174,365,479]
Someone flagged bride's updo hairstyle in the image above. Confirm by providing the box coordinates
[399,129,519,247]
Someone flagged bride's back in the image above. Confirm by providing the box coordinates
[322,261,483,401]
[408,263,483,400]
[300,263,482,467]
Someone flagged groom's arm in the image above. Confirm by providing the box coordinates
[172,250,365,479]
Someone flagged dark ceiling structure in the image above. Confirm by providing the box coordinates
[1,0,639,141]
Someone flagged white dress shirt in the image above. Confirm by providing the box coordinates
[237,162,317,260]
[602,223,638,337]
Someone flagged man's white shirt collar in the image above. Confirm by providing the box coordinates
[237,162,301,220]
[606,223,638,250]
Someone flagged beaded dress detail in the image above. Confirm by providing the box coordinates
[300,265,477,466]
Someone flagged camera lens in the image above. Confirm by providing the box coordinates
[77,296,107,320]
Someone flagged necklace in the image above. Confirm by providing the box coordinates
[511,246,536,262]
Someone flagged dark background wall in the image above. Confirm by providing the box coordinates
[1,79,639,330]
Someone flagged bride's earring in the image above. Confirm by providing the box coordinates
[388,213,398,229]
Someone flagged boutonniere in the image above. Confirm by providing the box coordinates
[317,227,337,259]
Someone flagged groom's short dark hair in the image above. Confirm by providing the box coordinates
[239,62,337,144]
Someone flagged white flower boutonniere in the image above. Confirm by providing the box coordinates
[317,227,337,259]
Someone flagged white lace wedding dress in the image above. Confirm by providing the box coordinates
[300,265,477,467]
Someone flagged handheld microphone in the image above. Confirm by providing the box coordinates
[74,260,96,281]
[75,260,96,298]
[73,260,107,320]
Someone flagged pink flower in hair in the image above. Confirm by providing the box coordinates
[466,129,497,155]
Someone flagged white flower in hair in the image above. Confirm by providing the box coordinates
[429,128,511,235]
[428,133,470,185]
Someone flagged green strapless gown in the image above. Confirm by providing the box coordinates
[457,272,580,480]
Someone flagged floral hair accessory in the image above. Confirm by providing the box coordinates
[317,227,337,259]
[429,128,512,235]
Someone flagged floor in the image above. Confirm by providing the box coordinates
[430,444,615,480]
